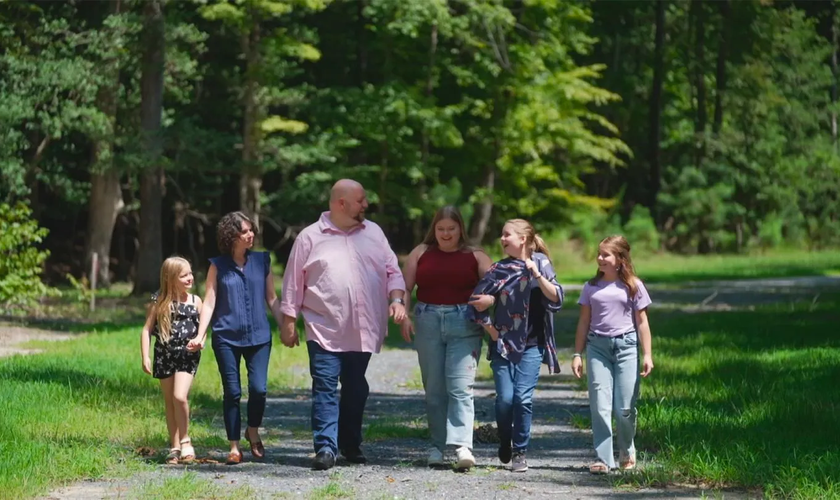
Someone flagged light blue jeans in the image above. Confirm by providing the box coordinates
[413,302,483,450]
[586,331,640,468]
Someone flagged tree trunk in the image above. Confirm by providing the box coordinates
[692,0,707,162]
[87,169,123,288]
[832,0,838,148]
[414,22,438,243]
[240,20,262,242]
[133,0,165,296]
[712,0,730,135]
[468,162,495,243]
[648,0,666,216]
[357,0,367,87]
[85,0,123,289]
[378,141,388,217]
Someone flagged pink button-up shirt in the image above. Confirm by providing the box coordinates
[280,212,406,353]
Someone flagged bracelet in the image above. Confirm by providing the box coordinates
[572,353,582,358]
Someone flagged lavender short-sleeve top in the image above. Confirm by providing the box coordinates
[578,279,651,337]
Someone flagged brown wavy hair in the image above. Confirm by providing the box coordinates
[154,256,191,343]
[421,206,472,251]
[216,211,256,255]
[588,235,640,297]
[505,218,551,261]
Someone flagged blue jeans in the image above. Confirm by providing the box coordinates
[307,340,372,455]
[490,345,544,453]
[212,340,271,441]
[413,302,483,450]
[586,331,639,468]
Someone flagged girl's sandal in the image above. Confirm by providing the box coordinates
[164,448,180,465]
[589,461,610,474]
[179,438,196,464]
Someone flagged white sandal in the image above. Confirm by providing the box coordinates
[179,438,195,463]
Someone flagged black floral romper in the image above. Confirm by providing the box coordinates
[152,293,201,379]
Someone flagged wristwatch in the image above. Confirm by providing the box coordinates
[390,298,405,305]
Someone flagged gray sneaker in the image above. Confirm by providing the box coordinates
[511,452,528,472]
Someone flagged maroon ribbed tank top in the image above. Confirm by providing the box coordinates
[415,246,479,305]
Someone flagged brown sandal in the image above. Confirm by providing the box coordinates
[164,448,180,465]
[179,438,196,463]
[226,450,243,465]
[245,426,265,460]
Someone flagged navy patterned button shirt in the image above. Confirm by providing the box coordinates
[470,252,564,373]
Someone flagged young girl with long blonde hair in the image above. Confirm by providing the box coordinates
[571,235,654,474]
[141,256,203,464]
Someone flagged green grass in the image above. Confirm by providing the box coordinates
[0,324,310,499]
[308,481,353,499]
[134,472,259,499]
[365,416,429,441]
[548,246,840,284]
[614,295,840,498]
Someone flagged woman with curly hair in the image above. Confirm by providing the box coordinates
[195,211,285,465]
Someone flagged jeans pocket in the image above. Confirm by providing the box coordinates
[623,332,638,346]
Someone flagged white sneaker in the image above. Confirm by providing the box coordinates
[427,447,444,467]
[455,446,476,470]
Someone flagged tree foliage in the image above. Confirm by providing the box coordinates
[0,0,838,288]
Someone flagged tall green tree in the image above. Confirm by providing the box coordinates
[134,0,166,295]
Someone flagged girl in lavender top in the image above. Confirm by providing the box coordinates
[571,235,654,474]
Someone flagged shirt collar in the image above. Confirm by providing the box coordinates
[318,211,366,234]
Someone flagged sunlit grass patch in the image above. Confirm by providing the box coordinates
[134,472,259,500]
[0,323,310,498]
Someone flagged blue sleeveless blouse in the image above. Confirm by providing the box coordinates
[209,250,272,347]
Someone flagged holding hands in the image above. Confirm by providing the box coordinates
[186,337,204,352]
[280,321,300,348]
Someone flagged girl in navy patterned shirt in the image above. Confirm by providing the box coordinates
[469,219,564,472]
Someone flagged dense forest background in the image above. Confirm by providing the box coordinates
[2,0,839,296]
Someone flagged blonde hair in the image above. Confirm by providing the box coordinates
[589,235,640,297]
[505,218,551,261]
[154,256,191,343]
[422,206,472,251]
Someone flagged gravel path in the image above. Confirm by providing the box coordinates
[0,322,75,357]
[43,348,725,500]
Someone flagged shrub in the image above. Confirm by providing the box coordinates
[0,202,56,312]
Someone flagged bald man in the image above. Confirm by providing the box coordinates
[280,179,407,470]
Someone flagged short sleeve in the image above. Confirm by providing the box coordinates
[578,283,592,306]
[633,280,652,310]
[263,251,271,277]
[150,290,160,304]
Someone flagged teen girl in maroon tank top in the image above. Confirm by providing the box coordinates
[415,246,479,305]
[400,206,493,470]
